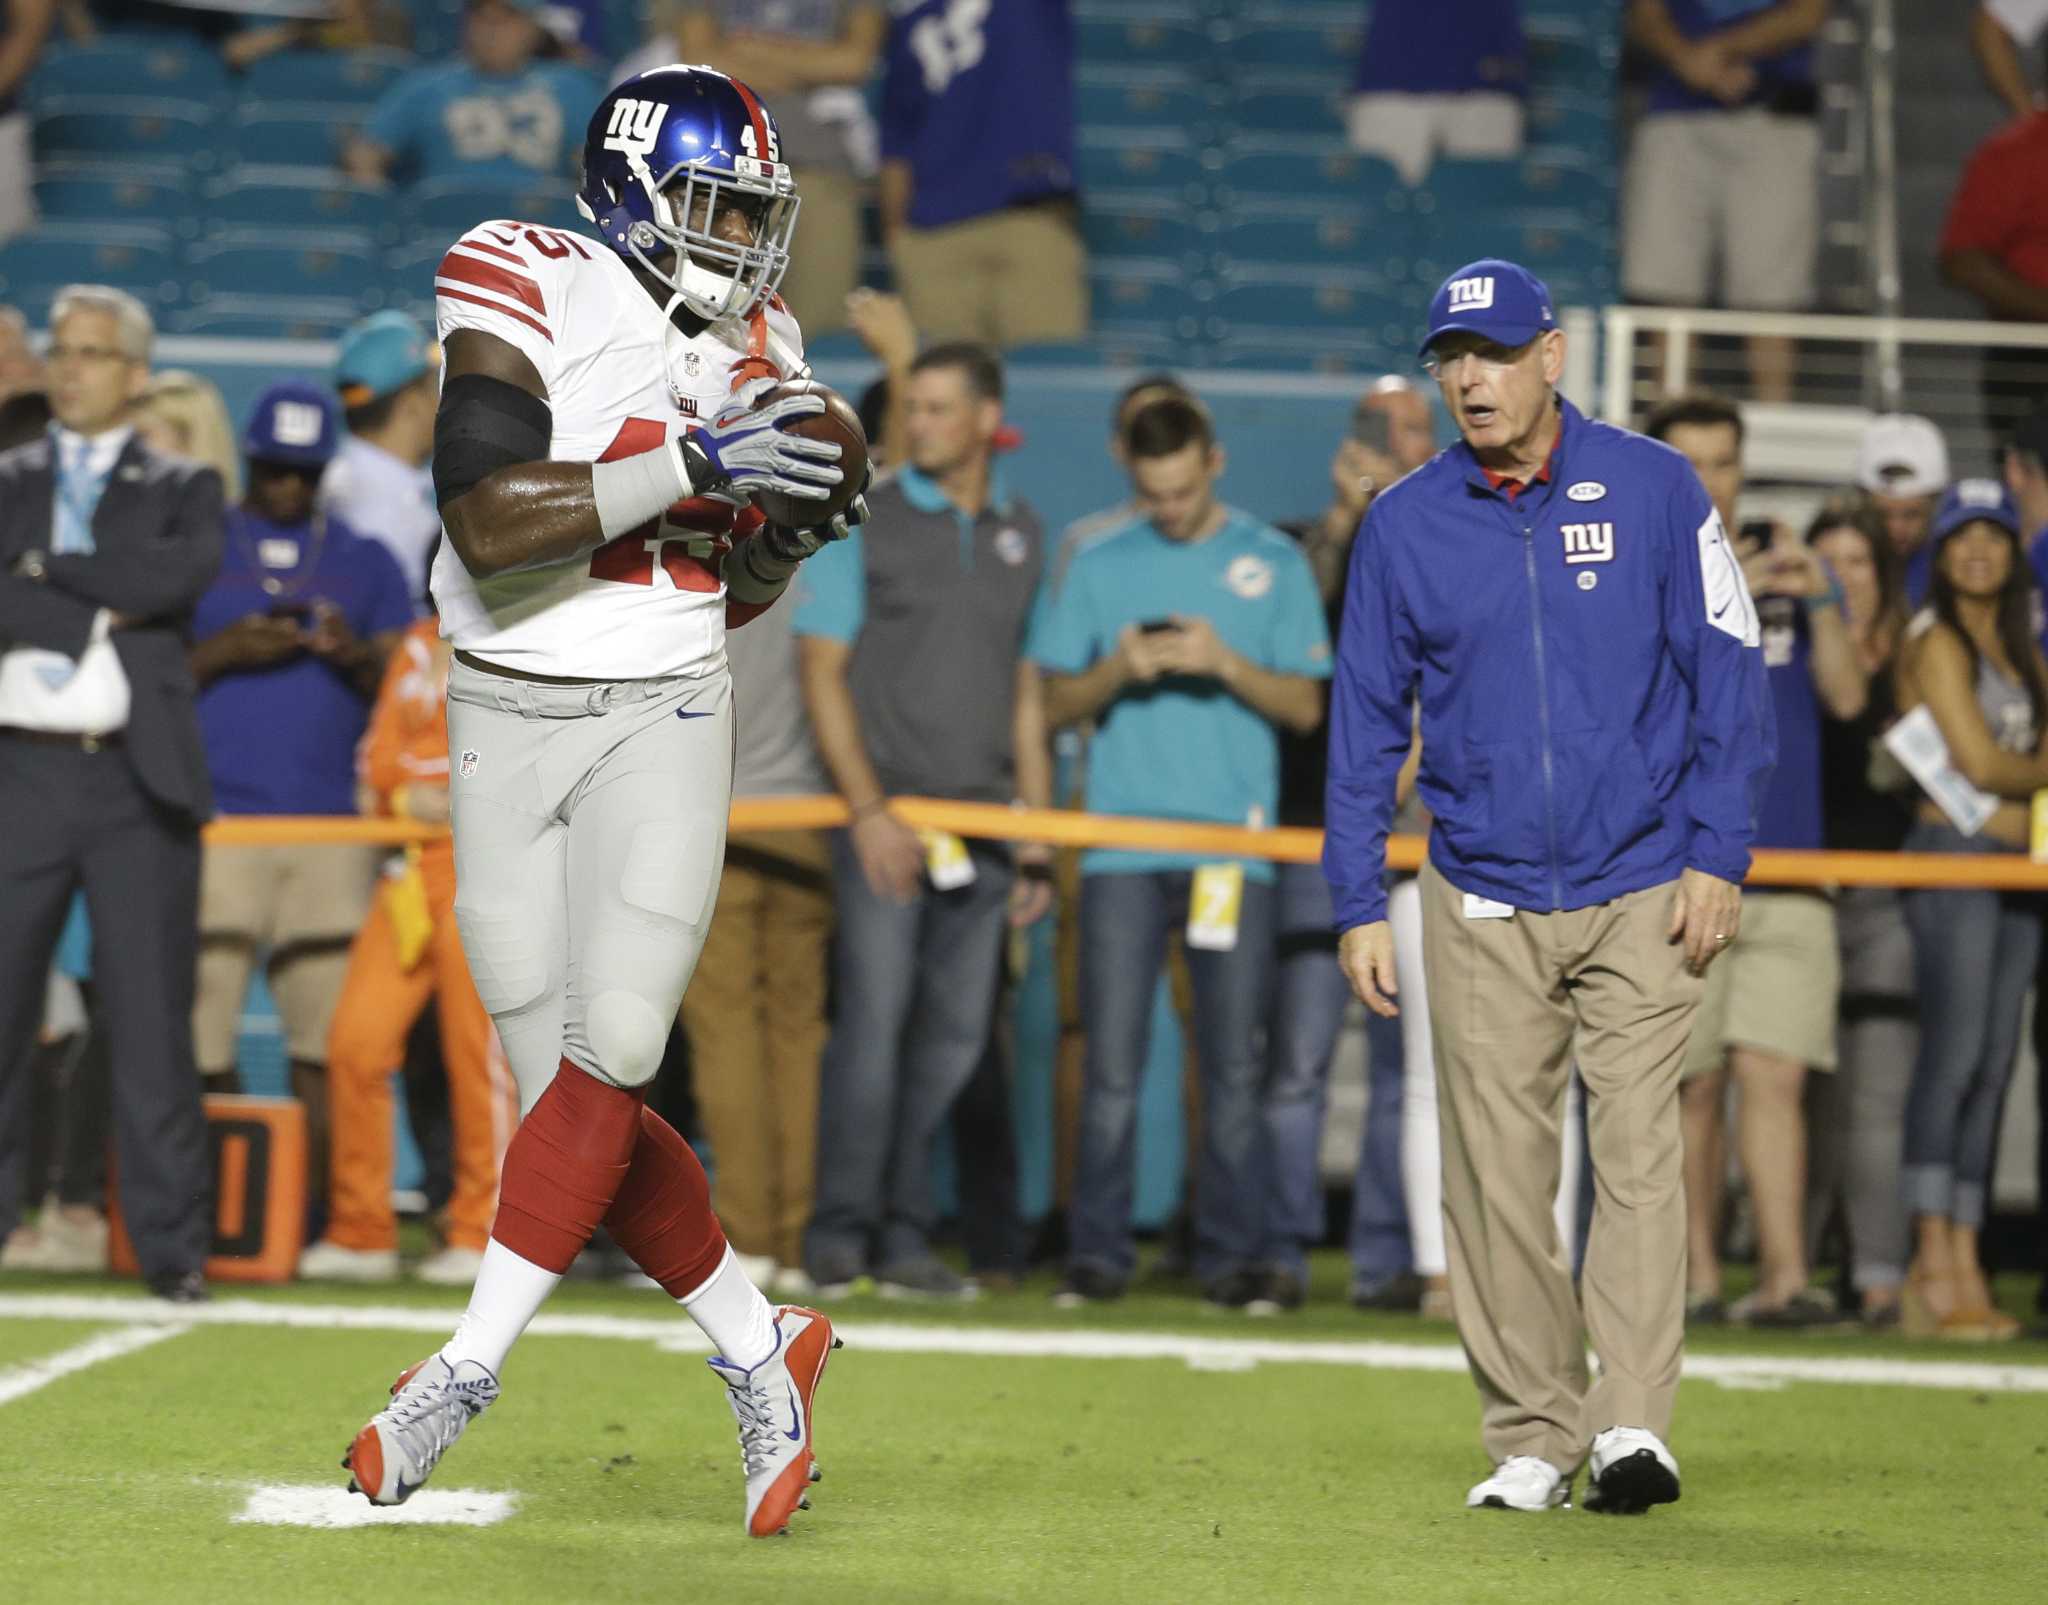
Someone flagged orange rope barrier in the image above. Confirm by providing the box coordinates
[203,800,2048,891]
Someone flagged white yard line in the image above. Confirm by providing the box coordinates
[231,1484,517,1528]
[1,1291,2044,1395]
[0,1321,191,1407]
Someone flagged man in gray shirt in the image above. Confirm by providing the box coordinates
[793,341,1052,1297]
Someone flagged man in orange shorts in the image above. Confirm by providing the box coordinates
[298,615,518,1284]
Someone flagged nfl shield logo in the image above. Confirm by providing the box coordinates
[459,748,479,779]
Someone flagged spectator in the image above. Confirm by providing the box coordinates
[1938,86,2048,438]
[0,0,54,244]
[1892,480,2047,1343]
[1267,378,1437,1312]
[186,381,411,1216]
[619,3,885,338]
[1346,0,1525,187]
[795,341,1052,1299]
[222,0,411,72]
[1649,393,1865,1327]
[131,369,242,503]
[1622,0,1831,403]
[844,288,919,464]
[679,541,835,1298]
[1032,396,1330,1311]
[0,305,44,402]
[1970,0,2045,124]
[1800,497,1916,1328]
[0,284,224,1303]
[879,0,1085,347]
[321,310,441,608]
[344,0,603,190]
[1855,414,1949,607]
[298,613,517,1285]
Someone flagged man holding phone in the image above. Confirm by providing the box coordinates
[1030,394,1331,1309]
[187,381,412,1205]
[1646,393,1865,1328]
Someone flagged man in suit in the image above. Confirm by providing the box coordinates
[0,284,225,1302]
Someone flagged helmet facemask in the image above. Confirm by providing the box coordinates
[584,152,799,324]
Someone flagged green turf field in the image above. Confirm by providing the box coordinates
[3,1261,2044,1605]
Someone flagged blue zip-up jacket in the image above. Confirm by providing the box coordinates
[1323,397,1776,929]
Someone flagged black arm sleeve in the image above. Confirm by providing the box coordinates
[432,373,555,509]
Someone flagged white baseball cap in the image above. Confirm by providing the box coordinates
[1856,414,1950,498]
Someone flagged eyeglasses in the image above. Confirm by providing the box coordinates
[47,343,135,366]
[1420,339,1534,378]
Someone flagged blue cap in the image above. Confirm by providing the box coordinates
[243,380,339,469]
[335,310,437,407]
[1419,258,1558,358]
[1931,477,2023,544]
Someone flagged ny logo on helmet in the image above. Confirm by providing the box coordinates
[604,99,664,156]
[1446,276,1495,313]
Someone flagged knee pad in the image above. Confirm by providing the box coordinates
[584,988,670,1089]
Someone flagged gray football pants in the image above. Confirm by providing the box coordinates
[445,660,733,1113]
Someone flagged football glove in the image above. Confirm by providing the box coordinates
[684,389,843,504]
[754,462,873,563]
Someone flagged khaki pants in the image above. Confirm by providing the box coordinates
[782,165,862,338]
[892,203,1088,347]
[1420,860,1703,1471]
[679,830,832,1267]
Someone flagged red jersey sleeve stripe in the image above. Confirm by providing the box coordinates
[437,286,553,343]
[459,238,529,269]
[437,252,547,317]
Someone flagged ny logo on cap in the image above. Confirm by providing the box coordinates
[604,99,664,156]
[1447,276,1496,312]
[271,401,324,447]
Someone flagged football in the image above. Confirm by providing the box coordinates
[747,380,870,529]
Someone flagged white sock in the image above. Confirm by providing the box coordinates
[439,1238,562,1376]
[682,1246,779,1371]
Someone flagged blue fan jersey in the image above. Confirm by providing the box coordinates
[879,0,1076,229]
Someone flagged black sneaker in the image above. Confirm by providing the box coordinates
[1202,1270,1265,1311]
[1256,1269,1305,1314]
[1684,1291,1726,1327]
[1746,1287,1849,1329]
[1351,1271,1425,1312]
[147,1269,209,1304]
[1051,1264,1125,1309]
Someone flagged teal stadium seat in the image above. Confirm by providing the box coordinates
[33,96,217,169]
[0,224,183,324]
[1208,330,1403,377]
[1088,258,1210,342]
[1086,322,1198,368]
[1211,262,1409,344]
[1214,139,1393,204]
[227,102,369,170]
[1074,126,1205,201]
[1074,65,1214,135]
[1080,189,1208,268]
[238,48,415,104]
[28,34,232,105]
[186,230,384,309]
[204,168,394,238]
[1215,3,1366,72]
[407,180,585,241]
[1216,198,1415,276]
[34,164,197,230]
[1525,91,1618,162]
[1228,70,1349,139]
[1072,3,1213,71]
[172,295,366,340]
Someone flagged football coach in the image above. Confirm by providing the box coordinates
[1323,260,1774,1517]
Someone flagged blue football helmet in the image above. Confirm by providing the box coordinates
[576,65,800,324]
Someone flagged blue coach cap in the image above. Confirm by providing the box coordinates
[1931,477,2023,544]
[243,380,339,468]
[335,310,437,409]
[1419,258,1558,359]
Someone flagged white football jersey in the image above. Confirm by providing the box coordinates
[429,218,806,679]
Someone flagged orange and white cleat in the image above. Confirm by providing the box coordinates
[705,1305,841,1536]
[343,1354,500,1505]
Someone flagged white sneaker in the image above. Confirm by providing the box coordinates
[413,1246,486,1287]
[1466,1456,1570,1511]
[705,1305,841,1537]
[33,1205,108,1272]
[344,1354,500,1505]
[298,1240,401,1282]
[1584,1426,1680,1515]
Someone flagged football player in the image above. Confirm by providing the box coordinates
[342,66,862,1538]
